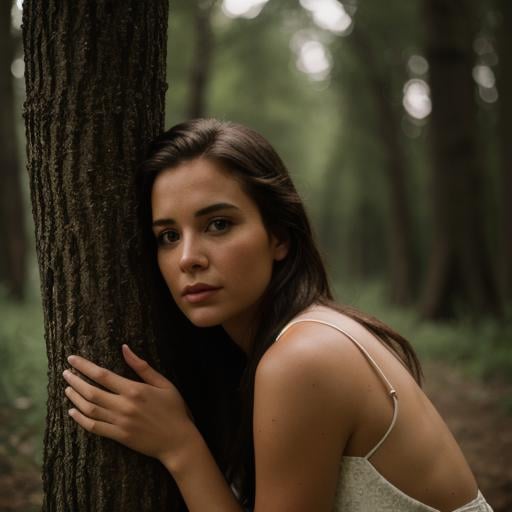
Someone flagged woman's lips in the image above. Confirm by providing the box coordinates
[183,288,221,304]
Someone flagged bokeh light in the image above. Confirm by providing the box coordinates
[473,65,496,89]
[407,55,429,76]
[294,39,331,81]
[403,79,431,119]
[11,58,24,79]
[299,0,352,34]
[473,64,498,104]
[222,0,269,19]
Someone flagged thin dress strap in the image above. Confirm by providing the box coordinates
[275,318,399,460]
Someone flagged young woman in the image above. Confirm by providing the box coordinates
[62,118,493,511]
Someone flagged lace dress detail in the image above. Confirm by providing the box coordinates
[275,317,494,512]
[334,457,492,511]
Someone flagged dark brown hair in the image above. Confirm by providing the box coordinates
[141,118,422,509]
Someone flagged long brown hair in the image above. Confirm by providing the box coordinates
[141,118,422,509]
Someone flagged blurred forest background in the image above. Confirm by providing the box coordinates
[1,0,511,510]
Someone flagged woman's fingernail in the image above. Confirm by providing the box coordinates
[67,355,77,364]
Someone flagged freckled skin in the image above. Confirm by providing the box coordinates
[151,157,288,351]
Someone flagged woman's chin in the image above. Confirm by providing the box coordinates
[183,307,225,327]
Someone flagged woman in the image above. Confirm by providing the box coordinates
[62,118,493,511]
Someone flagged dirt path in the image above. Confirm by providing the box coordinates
[0,361,510,511]
[423,361,512,512]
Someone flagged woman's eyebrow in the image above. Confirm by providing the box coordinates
[152,202,240,227]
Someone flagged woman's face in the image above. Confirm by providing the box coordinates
[151,157,288,347]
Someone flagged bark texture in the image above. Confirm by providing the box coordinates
[0,0,27,300]
[421,0,501,318]
[22,2,187,510]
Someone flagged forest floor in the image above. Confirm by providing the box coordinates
[422,361,512,512]
[0,361,511,512]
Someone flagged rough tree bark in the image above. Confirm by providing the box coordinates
[421,0,501,319]
[495,0,512,305]
[21,2,192,510]
[0,0,27,300]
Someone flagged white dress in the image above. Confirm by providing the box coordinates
[275,318,494,512]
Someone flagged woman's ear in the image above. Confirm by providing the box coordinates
[270,232,289,262]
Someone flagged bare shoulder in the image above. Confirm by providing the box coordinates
[255,305,377,419]
[255,303,414,426]
[252,306,362,510]
[258,305,379,385]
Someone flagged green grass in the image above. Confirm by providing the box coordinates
[0,290,46,467]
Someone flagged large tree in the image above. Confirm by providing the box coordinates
[495,0,512,305]
[348,26,415,305]
[0,0,27,300]
[187,0,218,118]
[21,2,191,510]
[326,2,420,304]
[421,0,501,319]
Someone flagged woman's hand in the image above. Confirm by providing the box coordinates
[63,344,195,463]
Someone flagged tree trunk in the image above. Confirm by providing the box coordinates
[349,29,415,305]
[0,0,27,300]
[22,2,190,510]
[495,0,512,305]
[421,0,501,319]
[187,0,217,119]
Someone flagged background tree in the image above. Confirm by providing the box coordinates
[421,0,501,319]
[21,1,190,510]
[495,0,512,305]
[326,1,422,304]
[0,0,27,300]
[347,24,415,305]
[187,0,218,118]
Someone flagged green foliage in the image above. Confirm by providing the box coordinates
[336,279,512,383]
[0,291,46,466]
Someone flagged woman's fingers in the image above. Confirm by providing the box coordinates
[63,369,121,411]
[67,354,137,395]
[67,407,126,443]
[121,345,173,389]
[65,386,117,424]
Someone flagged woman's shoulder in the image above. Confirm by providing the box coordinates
[257,302,418,411]
[256,303,381,412]
[262,303,360,366]
[253,304,362,450]
[264,303,384,369]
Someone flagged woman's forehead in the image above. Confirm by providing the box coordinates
[151,160,255,219]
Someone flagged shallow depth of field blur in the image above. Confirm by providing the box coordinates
[1,0,512,510]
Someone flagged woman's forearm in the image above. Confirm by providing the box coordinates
[160,425,244,512]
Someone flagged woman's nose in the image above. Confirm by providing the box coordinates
[179,235,209,273]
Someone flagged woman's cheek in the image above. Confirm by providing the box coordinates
[224,233,273,286]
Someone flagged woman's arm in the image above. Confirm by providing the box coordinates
[251,327,355,512]
[159,427,243,512]
[63,346,244,511]
[64,336,353,512]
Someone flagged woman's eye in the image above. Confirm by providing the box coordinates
[157,230,179,245]
[206,218,232,233]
